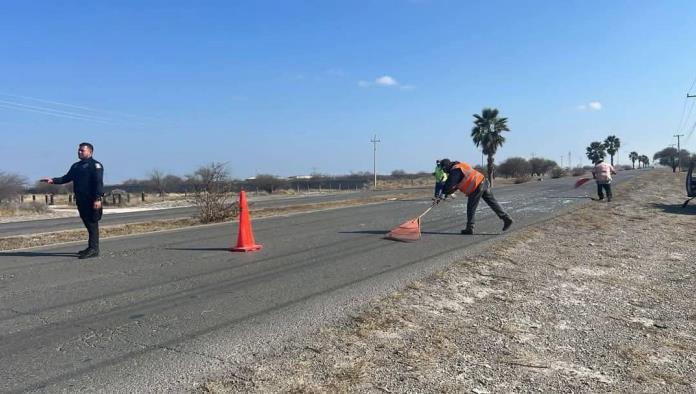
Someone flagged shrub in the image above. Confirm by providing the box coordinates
[498,157,531,178]
[551,167,566,179]
[188,162,239,224]
[571,167,586,176]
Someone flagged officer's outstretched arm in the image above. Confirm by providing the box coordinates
[51,167,74,185]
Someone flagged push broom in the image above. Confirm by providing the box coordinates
[385,201,437,242]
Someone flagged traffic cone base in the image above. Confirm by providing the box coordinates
[231,190,263,253]
[232,244,263,252]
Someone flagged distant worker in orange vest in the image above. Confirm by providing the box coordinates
[591,158,617,202]
[435,158,513,235]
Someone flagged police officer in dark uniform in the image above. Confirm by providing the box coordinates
[43,142,104,259]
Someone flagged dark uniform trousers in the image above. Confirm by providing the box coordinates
[597,183,612,200]
[466,179,509,228]
[76,199,102,251]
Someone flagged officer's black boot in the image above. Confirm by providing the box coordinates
[461,226,474,235]
[79,248,99,259]
[78,247,90,255]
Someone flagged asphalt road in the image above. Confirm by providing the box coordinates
[0,171,644,393]
[0,189,422,238]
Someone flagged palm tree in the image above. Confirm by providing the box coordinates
[628,151,639,169]
[639,155,650,168]
[585,141,606,164]
[471,108,510,186]
[604,135,621,166]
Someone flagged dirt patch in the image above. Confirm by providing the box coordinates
[199,169,696,393]
[0,191,428,251]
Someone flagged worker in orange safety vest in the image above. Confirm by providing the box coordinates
[436,158,513,235]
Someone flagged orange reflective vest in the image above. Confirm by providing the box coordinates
[453,162,484,195]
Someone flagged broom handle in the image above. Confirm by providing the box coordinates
[417,202,437,219]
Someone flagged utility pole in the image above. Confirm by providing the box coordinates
[568,151,571,169]
[674,134,684,172]
[370,134,380,189]
[560,156,564,168]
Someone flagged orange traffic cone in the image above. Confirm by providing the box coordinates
[231,190,262,252]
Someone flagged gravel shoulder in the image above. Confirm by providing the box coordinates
[201,169,696,393]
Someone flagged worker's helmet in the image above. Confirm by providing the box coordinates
[439,158,452,170]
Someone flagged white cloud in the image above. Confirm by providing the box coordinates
[358,74,411,89]
[375,75,398,86]
[576,101,602,111]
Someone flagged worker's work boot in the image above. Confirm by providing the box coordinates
[77,247,90,256]
[461,227,474,235]
[502,217,513,231]
[78,248,99,259]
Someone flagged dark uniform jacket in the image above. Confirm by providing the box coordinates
[52,157,104,204]
[441,161,464,196]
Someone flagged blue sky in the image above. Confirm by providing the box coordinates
[1,0,696,183]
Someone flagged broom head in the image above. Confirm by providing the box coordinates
[385,217,421,242]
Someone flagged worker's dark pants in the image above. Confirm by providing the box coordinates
[597,183,612,200]
[434,181,445,198]
[466,180,509,229]
[77,201,102,251]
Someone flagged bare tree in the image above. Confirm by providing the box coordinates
[149,169,166,196]
[0,172,27,202]
[188,162,239,223]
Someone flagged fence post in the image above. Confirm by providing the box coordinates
[127,193,131,203]
[33,194,36,202]
[141,192,145,202]
[117,194,122,205]
[21,195,24,203]
[112,195,116,205]
[69,194,72,204]
[49,194,54,205]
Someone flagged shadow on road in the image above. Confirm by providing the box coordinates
[543,196,596,200]
[0,252,79,258]
[339,230,388,235]
[339,230,498,236]
[164,247,232,252]
[649,203,696,216]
